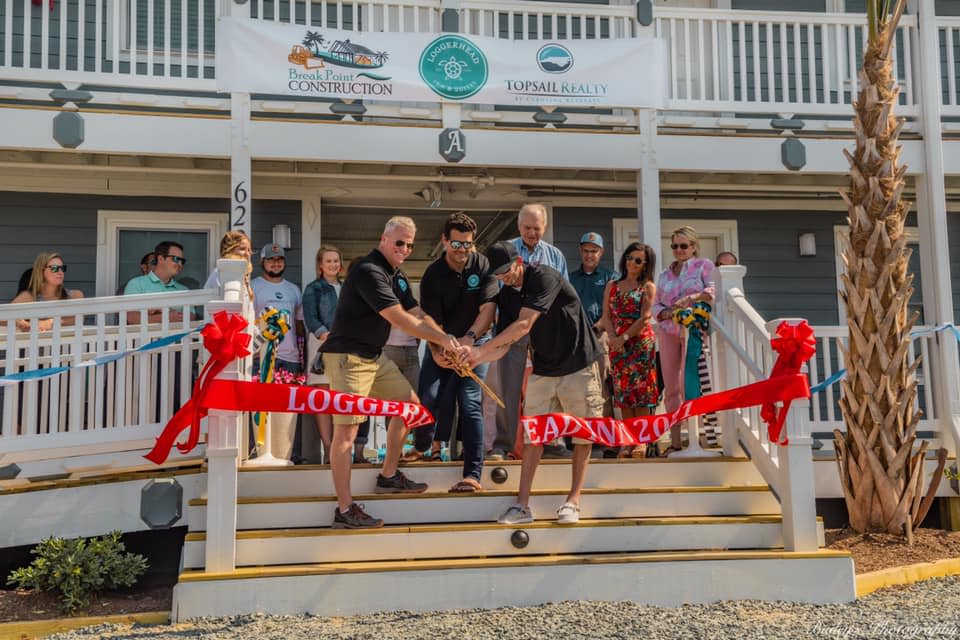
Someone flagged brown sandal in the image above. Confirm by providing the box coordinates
[400,449,425,463]
[448,477,483,493]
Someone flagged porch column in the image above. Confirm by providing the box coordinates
[223,0,252,237]
[912,0,960,456]
[302,197,322,286]
[635,109,661,246]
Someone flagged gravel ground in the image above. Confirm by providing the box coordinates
[47,576,960,640]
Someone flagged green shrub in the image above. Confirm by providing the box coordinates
[6,531,148,613]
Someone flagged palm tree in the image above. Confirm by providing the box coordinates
[833,0,946,537]
[302,31,326,56]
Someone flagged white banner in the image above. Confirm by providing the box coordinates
[216,17,665,108]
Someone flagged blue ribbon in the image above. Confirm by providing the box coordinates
[809,323,960,395]
[0,329,199,387]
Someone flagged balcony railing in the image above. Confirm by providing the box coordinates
[1,2,958,119]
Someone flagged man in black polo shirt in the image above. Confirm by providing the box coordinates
[468,241,603,526]
[321,216,465,529]
[406,213,498,492]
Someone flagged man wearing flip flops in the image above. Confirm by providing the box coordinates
[467,241,604,525]
[405,213,499,493]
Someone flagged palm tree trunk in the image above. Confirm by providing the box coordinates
[833,1,945,535]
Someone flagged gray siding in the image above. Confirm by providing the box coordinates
[554,208,960,326]
[0,192,300,301]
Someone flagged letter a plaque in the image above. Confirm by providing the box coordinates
[439,128,466,163]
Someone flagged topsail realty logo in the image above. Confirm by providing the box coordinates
[419,35,488,100]
[287,31,394,96]
[506,42,607,104]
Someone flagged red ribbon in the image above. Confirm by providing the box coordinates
[521,373,810,447]
[144,312,434,465]
[32,0,55,10]
[144,311,251,465]
[759,320,817,445]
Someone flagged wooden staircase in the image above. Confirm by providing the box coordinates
[172,457,856,620]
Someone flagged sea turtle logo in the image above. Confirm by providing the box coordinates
[537,43,573,74]
[419,35,488,100]
[467,274,481,288]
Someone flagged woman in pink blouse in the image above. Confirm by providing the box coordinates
[653,226,716,455]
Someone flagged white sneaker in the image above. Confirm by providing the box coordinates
[556,502,580,524]
[498,502,534,524]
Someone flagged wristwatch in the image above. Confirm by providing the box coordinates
[465,329,477,339]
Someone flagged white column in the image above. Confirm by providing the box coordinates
[203,258,249,573]
[222,0,252,236]
[302,197,322,287]
[767,318,818,552]
[911,0,960,456]
[636,109,661,246]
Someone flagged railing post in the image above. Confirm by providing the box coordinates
[202,259,249,573]
[766,317,818,553]
[778,393,819,552]
[716,265,746,457]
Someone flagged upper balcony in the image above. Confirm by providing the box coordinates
[0,1,958,131]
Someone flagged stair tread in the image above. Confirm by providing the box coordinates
[191,484,772,506]
[184,513,823,541]
[179,547,849,582]
[236,456,753,472]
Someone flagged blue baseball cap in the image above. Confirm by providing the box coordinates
[580,232,604,248]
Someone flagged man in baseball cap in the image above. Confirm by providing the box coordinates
[570,232,618,449]
[470,239,603,526]
[260,244,286,260]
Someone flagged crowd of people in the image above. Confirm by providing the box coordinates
[9,205,739,530]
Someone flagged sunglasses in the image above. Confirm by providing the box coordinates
[394,240,415,250]
[449,240,474,250]
[47,264,67,273]
[671,243,691,250]
[627,257,646,265]
[163,255,187,265]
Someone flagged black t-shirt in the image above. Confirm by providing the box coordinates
[321,249,418,359]
[496,264,598,377]
[420,252,499,337]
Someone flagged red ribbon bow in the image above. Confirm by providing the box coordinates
[760,320,816,445]
[144,311,251,464]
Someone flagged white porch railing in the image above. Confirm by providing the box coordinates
[0,290,210,465]
[6,2,960,122]
[711,265,818,552]
[806,325,941,447]
[938,17,960,117]
[654,7,918,117]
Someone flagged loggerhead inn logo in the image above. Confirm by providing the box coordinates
[287,31,394,96]
[537,44,573,74]
[419,34,488,100]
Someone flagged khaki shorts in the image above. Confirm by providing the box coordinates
[322,352,414,426]
[523,362,603,446]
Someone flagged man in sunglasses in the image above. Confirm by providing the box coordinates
[123,241,189,323]
[404,213,499,492]
[321,216,468,529]
[469,241,603,526]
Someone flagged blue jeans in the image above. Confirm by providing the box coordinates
[415,347,489,482]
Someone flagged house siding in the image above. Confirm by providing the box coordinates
[0,191,301,301]
[553,207,959,326]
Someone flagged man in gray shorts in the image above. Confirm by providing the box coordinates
[468,241,603,525]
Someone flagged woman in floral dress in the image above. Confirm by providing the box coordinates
[599,242,658,457]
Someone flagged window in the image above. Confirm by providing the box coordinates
[96,210,226,297]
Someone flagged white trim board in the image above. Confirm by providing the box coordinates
[96,210,227,297]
